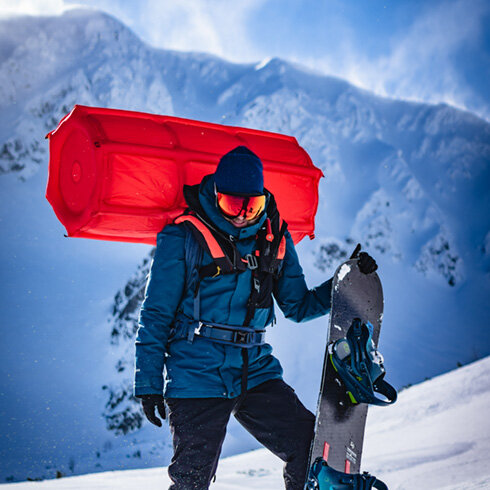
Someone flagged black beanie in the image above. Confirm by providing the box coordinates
[213,146,264,196]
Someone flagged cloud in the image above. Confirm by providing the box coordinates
[73,0,264,63]
[0,0,264,63]
[306,0,490,120]
[374,0,487,103]
[0,0,65,17]
[134,0,264,62]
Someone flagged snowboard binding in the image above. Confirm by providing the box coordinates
[329,318,397,406]
[305,457,388,490]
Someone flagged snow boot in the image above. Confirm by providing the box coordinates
[305,457,388,489]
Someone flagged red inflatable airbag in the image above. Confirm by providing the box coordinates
[46,105,323,245]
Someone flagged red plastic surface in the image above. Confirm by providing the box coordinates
[46,105,323,245]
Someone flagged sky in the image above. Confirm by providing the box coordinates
[0,0,489,121]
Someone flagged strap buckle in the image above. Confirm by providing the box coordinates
[244,253,258,270]
[194,321,203,336]
[233,330,251,344]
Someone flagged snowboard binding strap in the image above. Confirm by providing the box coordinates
[306,457,388,490]
[330,319,397,406]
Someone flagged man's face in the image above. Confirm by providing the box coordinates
[224,214,260,228]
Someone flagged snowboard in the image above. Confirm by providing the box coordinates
[307,251,384,477]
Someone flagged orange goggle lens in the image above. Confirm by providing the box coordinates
[217,193,266,220]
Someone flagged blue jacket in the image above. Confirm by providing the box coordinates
[134,176,332,398]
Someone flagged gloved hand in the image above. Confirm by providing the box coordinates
[358,251,378,275]
[140,394,166,427]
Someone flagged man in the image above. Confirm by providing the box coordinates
[134,146,377,489]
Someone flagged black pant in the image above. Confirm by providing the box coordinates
[166,379,315,490]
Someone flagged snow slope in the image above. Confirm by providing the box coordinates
[3,356,489,489]
[0,8,489,483]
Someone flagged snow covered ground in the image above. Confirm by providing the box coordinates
[3,356,489,489]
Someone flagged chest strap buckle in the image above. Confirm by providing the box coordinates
[244,253,258,270]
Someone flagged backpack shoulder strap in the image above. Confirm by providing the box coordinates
[174,214,235,274]
[182,223,203,292]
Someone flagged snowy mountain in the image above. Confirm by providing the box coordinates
[3,356,490,489]
[0,8,489,483]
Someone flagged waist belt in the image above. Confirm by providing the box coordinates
[174,320,266,348]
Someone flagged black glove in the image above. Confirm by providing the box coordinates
[358,251,378,275]
[140,394,166,427]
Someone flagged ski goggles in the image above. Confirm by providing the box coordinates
[216,191,266,221]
